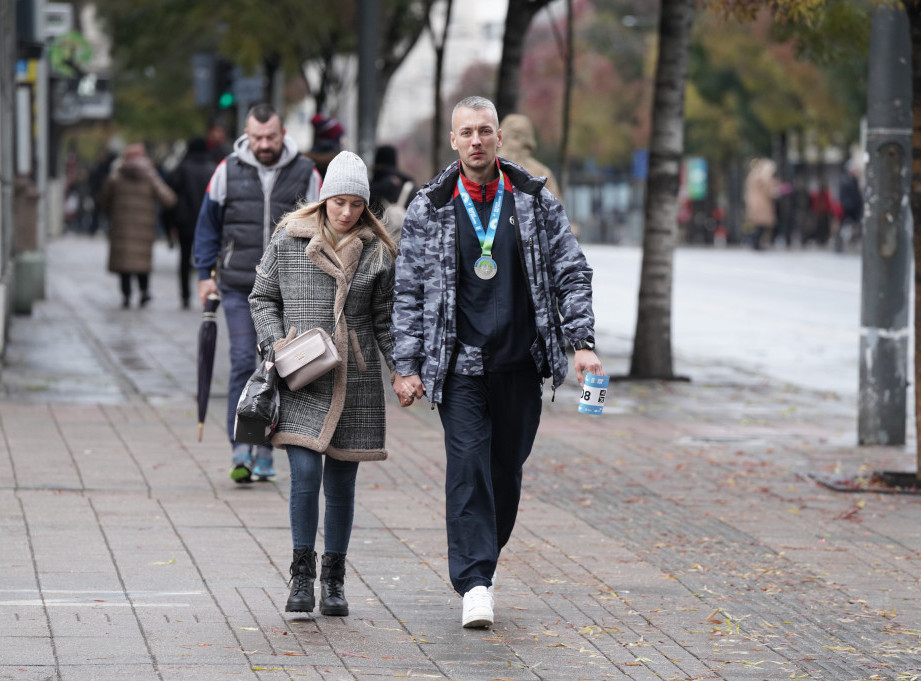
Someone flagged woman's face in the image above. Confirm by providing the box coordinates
[326,195,365,234]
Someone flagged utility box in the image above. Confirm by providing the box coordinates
[13,176,44,314]
[13,251,44,314]
[14,175,38,251]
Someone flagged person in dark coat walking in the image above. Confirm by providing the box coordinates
[249,151,399,618]
[168,137,217,309]
[838,160,863,248]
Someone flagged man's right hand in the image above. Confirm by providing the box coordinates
[198,277,218,307]
[393,373,425,407]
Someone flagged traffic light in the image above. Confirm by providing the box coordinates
[215,58,235,110]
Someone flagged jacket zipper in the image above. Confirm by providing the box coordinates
[223,239,234,269]
[527,236,538,287]
[263,171,278,249]
[526,233,554,401]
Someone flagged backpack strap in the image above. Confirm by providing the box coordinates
[397,180,414,207]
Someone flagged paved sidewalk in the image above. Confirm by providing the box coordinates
[2,234,920,681]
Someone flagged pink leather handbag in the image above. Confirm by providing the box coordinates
[274,327,342,391]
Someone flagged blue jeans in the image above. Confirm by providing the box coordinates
[437,371,542,595]
[287,445,359,554]
[221,287,259,447]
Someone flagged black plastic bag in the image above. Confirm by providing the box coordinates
[234,346,279,447]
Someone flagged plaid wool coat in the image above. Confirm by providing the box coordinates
[249,214,395,461]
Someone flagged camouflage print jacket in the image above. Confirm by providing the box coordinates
[391,158,595,404]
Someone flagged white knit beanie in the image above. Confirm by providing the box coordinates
[319,151,370,203]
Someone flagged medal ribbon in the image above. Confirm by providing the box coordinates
[457,173,505,258]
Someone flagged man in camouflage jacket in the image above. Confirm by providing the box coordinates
[391,96,602,629]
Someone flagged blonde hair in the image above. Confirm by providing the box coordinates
[276,199,397,267]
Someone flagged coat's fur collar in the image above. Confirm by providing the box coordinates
[284,214,374,282]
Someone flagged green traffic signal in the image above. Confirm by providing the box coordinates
[218,91,235,108]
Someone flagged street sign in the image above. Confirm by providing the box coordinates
[191,53,215,109]
[48,31,92,78]
[43,3,74,39]
[233,76,264,105]
[51,75,114,125]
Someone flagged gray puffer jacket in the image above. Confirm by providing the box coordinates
[391,158,595,404]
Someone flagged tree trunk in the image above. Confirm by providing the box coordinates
[495,0,551,120]
[431,0,454,175]
[629,0,695,379]
[905,0,921,478]
[375,2,434,115]
[559,0,574,196]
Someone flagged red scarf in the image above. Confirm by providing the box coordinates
[453,160,513,202]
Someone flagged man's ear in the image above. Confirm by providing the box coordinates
[450,132,458,151]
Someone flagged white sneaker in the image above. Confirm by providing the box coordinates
[462,585,494,628]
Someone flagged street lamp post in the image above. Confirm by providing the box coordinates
[858,4,912,446]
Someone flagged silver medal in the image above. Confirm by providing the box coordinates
[474,256,498,280]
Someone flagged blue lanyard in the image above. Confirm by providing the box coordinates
[457,173,505,258]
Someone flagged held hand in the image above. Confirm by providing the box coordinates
[198,278,218,307]
[574,349,603,386]
[393,373,425,408]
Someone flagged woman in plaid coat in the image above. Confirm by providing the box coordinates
[249,151,398,618]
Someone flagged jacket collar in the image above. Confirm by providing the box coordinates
[424,157,548,210]
[232,133,301,170]
[284,214,373,283]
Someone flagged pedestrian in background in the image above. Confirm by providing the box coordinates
[249,151,398,617]
[837,160,863,249]
[391,96,602,629]
[99,143,177,308]
[807,179,840,248]
[369,144,417,244]
[743,157,779,250]
[498,113,562,201]
[206,121,232,164]
[167,137,216,309]
[194,103,322,484]
[88,147,118,236]
[306,113,345,178]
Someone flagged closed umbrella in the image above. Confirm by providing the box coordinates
[197,292,221,441]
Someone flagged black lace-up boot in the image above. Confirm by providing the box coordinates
[319,552,349,616]
[285,548,317,613]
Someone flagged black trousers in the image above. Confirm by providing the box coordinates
[437,370,542,595]
[119,273,149,300]
[178,235,194,305]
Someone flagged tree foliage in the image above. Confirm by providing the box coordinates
[93,0,432,141]
[495,0,557,119]
[685,7,864,165]
[515,0,656,169]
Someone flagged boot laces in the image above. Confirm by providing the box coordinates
[326,579,345,600]
[291,570,313,591]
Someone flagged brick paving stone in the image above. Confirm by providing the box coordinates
[2,235,921,680]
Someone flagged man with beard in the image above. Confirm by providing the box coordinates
[194,103,322,483]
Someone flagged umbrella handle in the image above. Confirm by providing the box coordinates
[198,422,204,442]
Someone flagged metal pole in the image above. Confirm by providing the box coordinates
[356,0,378,166]
[858,4,912,445]
[0,1,15,283]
